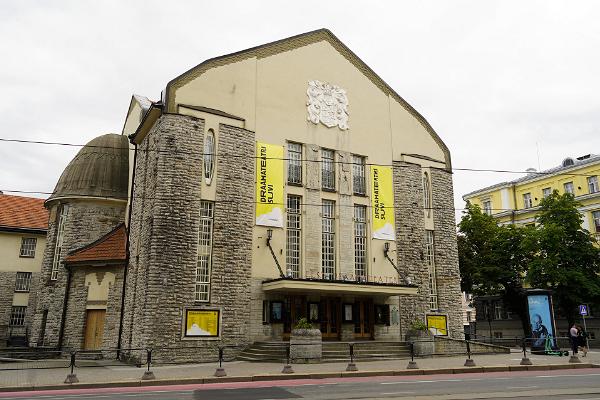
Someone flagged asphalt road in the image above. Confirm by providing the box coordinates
[1,369,600,400]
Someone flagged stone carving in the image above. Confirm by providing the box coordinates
[307,80,349,130]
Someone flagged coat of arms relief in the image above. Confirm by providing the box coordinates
[306,80,349,130]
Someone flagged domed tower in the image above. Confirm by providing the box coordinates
[31,134,129,350]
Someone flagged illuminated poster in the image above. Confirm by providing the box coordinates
[426,315,448,336]
[527,293,556,350]
[185,310,219,337]
[255,142,284,227]
[370,165,395,240]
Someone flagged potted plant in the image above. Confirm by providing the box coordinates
[405,318,434,356]
[290,317,322,363]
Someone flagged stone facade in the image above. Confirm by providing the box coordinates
[0,271,17,343]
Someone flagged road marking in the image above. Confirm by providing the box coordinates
[381,379,463,385]
[535,373,600,378]
[382,392,416,395]
[507,386,539,389]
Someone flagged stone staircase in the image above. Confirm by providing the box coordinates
[237,341,411,363]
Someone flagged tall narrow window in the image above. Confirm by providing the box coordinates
[564,181,574,194]
[286,195,301,278]
[10,306,26,326]
[425,230,438,310]
[482,200,492,215]
[588,176,599,194]
[592,210,600,233]
[321,149,335,191]
[19,238,37,258]
[542,187,552,198]
[203,130,215,185]
[50,205,68,281]
[523,193,533,208]
[354,205,367,280]
[321,200,336,279]
[287,142,302,185]
[195,201,214,302]
[15,272,32,292]
[352,155,366,195]
[423,172,432,217]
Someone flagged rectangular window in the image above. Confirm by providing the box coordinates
[321,200,336,280]
[352,155,366,195]
[195,201,214,302]
[50,206,68,281]
[287,142,302,185]
[19,238,37,258]
[425,230,438,310]
[286,195,301,278]
[262,300,270,324]
[10,306,26,326]
[588,176,599,194]
[523,193,533,208]
[494,302,503,320]
[592,210,600,233]
[354,205,367,280]
[466,311,472,322]
[321,149,336,191]
[482,200,492,215]
[15,272,32,292]
[564,181,574,194]
[542,187,552,198]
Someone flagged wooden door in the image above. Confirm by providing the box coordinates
[283,296,306,339]
[320,298,341,340]
[354,299,374,339]
[84,309,106,350]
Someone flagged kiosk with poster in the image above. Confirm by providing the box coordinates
[526,290,558,353]
[184,310,220,337]
[426,315,448,336]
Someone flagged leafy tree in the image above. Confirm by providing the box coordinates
[525,191,600,325]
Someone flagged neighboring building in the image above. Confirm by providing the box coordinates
[463,155,600,342]
[31,29,463,361]
[462,292,475,334]
[0,193,48,346]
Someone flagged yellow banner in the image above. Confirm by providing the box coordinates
[185,310,219,337]
[255,142,284,227]
[371,165,395,240]
[426,315,448,336]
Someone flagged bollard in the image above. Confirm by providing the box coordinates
[569,354,582,363]
[141,348,156,380]
[281,342,294,374]
[464,340,476,367]
[64,351,79,384]
[346,342,358,371]
[520,338,532,365]
[214,346,227,377]
[406,342,418,369]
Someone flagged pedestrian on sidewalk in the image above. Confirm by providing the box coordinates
[577,325,589,357]
[569,323,579,355]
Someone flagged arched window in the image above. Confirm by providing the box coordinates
[203,130,215,184]
[423,172,431,218]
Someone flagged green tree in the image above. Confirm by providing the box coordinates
[525,191,600,325]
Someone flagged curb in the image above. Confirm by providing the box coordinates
[1,363,598,393]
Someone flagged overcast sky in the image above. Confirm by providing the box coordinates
[1,0,599,222]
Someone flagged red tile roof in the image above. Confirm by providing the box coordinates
[66,224,127,264]
[0,194,48,231]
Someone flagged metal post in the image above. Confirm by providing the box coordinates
[582,313,590,352]
[464,340,476,367]
[346,342,358,371]
[214,346,227,377]
[406,341,418,369]
[141,348,155,380]
[520,337,532,365]
[282,342,294,374]
[64,351,79,383]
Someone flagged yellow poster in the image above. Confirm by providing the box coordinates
[426,315,448,336]
[255,142,284,227]
[185,310,219,337]
[371,165,395,240]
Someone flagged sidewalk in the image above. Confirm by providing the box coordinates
[0,351,598,391]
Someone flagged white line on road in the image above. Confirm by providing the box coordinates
[382,392,416,395]
[507,386,539,389]
[381,379,463,385]
[535,373,600,378]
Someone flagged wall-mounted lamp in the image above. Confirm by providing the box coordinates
[266,228,273,245]
[383,242,390,254]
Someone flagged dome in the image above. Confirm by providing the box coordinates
[48,134,129,203]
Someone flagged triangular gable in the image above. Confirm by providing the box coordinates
[66,223,127,264]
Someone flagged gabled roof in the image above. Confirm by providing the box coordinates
[162,28,451,170]
[66,223,127,264]
[0,194,48,233]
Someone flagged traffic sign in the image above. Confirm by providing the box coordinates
[579,304,588,316]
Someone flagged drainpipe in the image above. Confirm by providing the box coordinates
[117,143,137,356]
[57,264,72,351]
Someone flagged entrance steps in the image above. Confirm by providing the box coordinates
[236,341,411,363]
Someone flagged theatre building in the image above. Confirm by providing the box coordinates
[31,29,463,361]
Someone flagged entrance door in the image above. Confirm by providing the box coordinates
[283,296,306,339]
[84,309,106,350]
[354,299,373,339]
[320,298,341,340]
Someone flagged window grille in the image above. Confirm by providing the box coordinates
[50,206,68,281]
[321,149,335,190]
[321,200,336,279]
[423,172,432,217]
[19,237,37,257]
[425,230,438,310]
[195,201,214,302]
[523,193,533,208]
[352,155,366,195]
[354,205,367,280]
[10,306,26,326]
[564,181,574,194]
[15,272,32,292]
[287,142,302,185]
[588,176,599,194]
[203,130,215,184]
[286,195,301,278]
